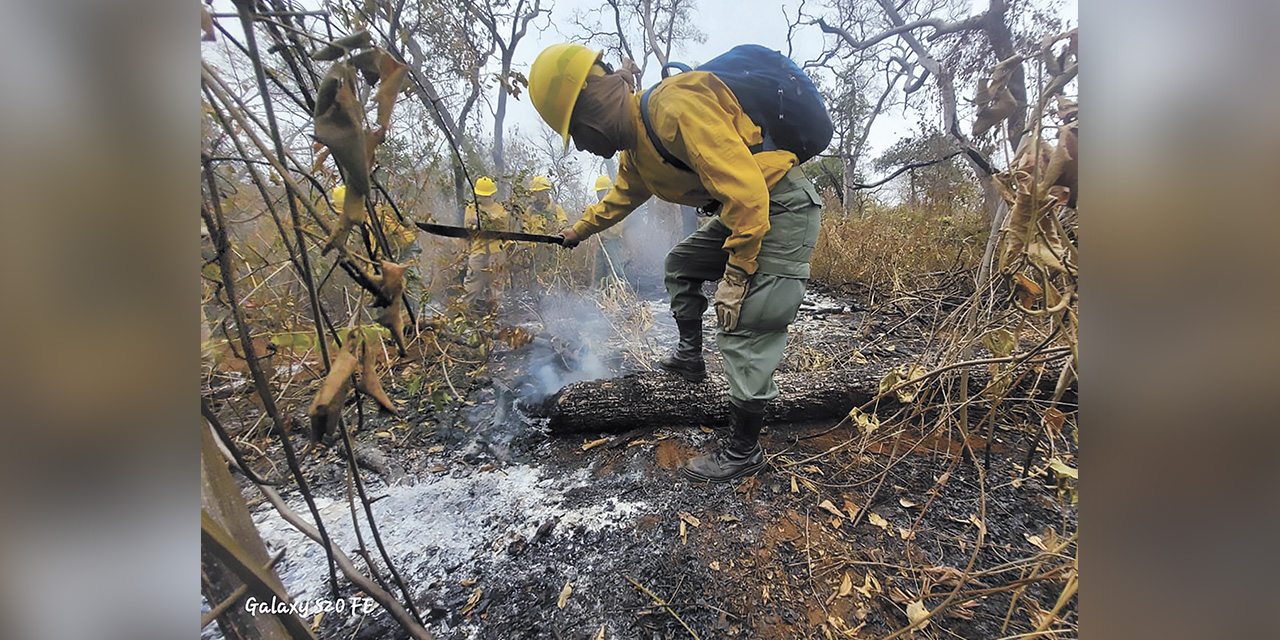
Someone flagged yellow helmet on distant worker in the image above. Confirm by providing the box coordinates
[529,175,553,192]
[594,175,612,191]
[474,176,497,196]
[528,43,602,147]
[331,184,346,204]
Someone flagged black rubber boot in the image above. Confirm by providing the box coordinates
[680,404,766,483]
[658,317,706,382]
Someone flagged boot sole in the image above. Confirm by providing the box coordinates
[679,460,766,484]
[658,361,706,382]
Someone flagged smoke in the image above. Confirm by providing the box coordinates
[512,291,615,404]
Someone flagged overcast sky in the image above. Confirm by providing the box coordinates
[209,0,1078,186]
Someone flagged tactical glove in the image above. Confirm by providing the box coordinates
[714,263,750,331]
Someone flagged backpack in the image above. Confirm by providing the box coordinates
[639,45,833,171]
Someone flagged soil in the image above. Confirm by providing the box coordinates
[205,283,1077,640]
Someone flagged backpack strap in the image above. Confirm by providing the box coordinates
[640,86,693,172]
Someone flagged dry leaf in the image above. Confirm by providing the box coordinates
[906,600,931,629]
[459,577,477,587]
[557,581,572,609]
[853,572,880,598]
[699,426,715,433]
[967,514,988,538]
[1042,408,1066,435]
[899,498,918,508]
[790,474,799,493]
[355,332,398,414]
[866,512,890,530]
[678,512,702,527]
[838,572,853,597]
[897,527,916,540]
[306,340,360,442]
[582,437,609,451]
[680,520,687,545]
[709,561,720,571]
[428,464,446,473]
[843,499,861,520]
[818,499,846,520]
[1026,534,1048,551]
[461,587,482,614]
[1048,458,1078,480]
[594,625,605,640]
[848,407,881,434]
[982,328,1017,358]
[717,514,740,523]
[427,445,444,454]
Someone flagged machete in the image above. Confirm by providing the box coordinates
[414,221,565,245]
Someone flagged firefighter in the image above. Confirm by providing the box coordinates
[592,174,627,287]
[461,176,509,313]
[516,174,569,288]
[528,44,822,483]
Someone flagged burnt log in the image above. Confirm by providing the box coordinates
[529,362,907,434]
[528,357,1076,434]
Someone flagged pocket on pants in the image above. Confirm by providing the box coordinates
[737,273,807,332]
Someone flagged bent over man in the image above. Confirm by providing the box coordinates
[528,44,823,483]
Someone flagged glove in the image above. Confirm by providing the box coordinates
[714,263,750,331]
[556,226,582,249]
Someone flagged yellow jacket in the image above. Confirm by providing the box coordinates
[463,200,509,253]
[570,71,798,275]
[523,203,569,235]
[375,206,417,254]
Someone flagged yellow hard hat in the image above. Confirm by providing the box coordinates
[594,175,612,191]
[529,175,552,192]
[331,185,346,203]
[528,43,602,147]
[474,176,497,196]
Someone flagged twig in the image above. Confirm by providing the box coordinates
[623,574,701,640]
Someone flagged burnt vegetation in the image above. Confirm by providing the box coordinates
[201,1,1077,639]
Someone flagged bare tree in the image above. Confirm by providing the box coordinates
[569,0,705,84]
[463,0,547,199]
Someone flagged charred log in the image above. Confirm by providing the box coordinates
[529,359,1074,434]
[528,363,906,434]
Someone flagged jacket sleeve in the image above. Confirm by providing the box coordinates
[571,156,652,238]
[665,87,771,274]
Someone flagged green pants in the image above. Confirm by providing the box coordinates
[663,168,823,412]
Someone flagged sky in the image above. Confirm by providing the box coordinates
[208,0,1078,192]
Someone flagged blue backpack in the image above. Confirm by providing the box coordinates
[639,45,833,171]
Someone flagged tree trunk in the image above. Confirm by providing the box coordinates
[529,363,908,434]
[200,421,290,640]
[492,62,510,198]
[529,358,1074,434]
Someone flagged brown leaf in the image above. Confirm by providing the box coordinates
[838,572,853,597]
[306,340,360,441]
[817,499,846,520]
[354,331,398,414]
[678,512,702,527]
[906,600,931,629]
[556,581,572,609]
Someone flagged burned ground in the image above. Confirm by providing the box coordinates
[207,284,1077,640]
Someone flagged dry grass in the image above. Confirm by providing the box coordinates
[810,204,990,298]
